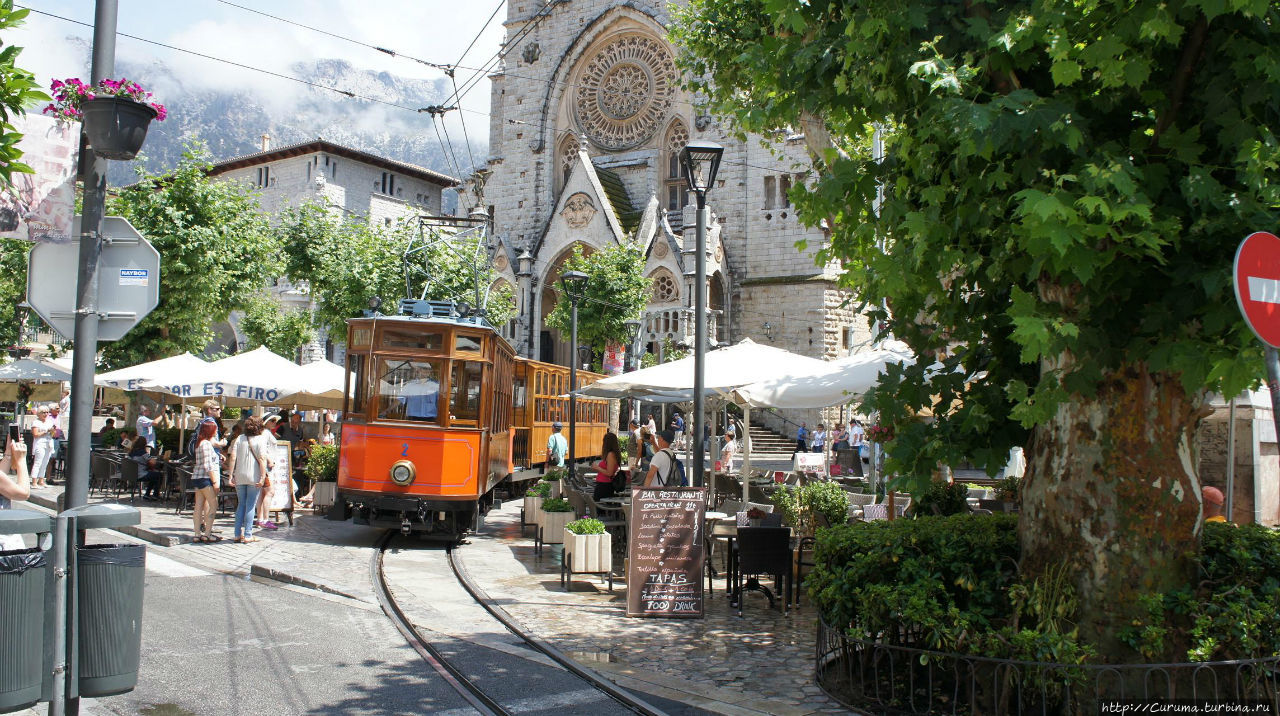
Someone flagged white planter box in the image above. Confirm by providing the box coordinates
[523,495,544,526]
[563,530,612,574]
[313,481,337,509]
[540,510,574,545]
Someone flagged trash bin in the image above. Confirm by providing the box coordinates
[0,510,52,713]
[74,543,144,697]
[59,504,144,700]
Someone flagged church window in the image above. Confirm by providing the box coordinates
[651,270,678,302]
[763,176,776,209]
[557,135,580,195]
[663,120,689,214]
[780,175,792,207]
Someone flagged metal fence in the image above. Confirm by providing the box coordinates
[816,615,1280,715]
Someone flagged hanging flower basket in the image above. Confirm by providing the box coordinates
[43,78,167,161]
[81,97,158,161]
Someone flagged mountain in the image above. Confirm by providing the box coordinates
[103,55,478,197]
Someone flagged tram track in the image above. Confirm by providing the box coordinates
[371,531,669,716]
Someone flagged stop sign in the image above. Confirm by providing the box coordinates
[1234,231,1280,347]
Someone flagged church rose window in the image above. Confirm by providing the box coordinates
[574,34,677,151]
[652,271,678,302]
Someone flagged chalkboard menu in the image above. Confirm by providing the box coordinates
[626,487,706,618]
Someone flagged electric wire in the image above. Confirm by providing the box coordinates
[455,0,506,69]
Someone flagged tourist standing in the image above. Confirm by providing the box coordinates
[227,416,273,543]
[136,405,156,451]
[30,404,56,488]
[643,430,681,488]
[546,421,567,468]
[795,422,808,453]
[670,412,685,450]
[190,419,222,543]
[594,432,622,500]
[812,423,826,453]
[255,414,283,531]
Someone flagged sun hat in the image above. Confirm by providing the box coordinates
[263,414,282,425]
[552,421,563,429]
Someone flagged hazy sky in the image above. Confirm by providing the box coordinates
[10,1,507,145]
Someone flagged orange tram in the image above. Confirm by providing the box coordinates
[329,301,608,538]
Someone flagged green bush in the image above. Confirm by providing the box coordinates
[542,467,566,481]
[909,480,971,517]
[808,513,1021,652]
[565,517,605,535]
[526,482,551,498]
[771,481,850,533]
[1120,522,1280,661]
[306,444,339,482]
[811,514,1280,664]
[540,497,573,513]
[995,474,1022,502]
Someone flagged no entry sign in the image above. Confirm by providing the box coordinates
[1234,231,1280,347]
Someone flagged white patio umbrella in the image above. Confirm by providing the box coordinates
[278,359,348,410]
[96,352,213,443]
[577,338,827,401]
[0,358,71,405]
[138,346,309,407]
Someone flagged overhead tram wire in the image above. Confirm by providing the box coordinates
[456,0,507,69]
[443,0,557,109]
[21,6,425,115]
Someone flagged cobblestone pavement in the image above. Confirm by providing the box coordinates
[16,482,850,715]
[459,500,849,715]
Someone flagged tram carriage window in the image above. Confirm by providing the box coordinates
[351,328,372,347]
[455,333,483,353]
[513,378,527,410]
[377,358,442,422]
[348,353,367,413]
[450,361,484,424]
[382,328,444,352]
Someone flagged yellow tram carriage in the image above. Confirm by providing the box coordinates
[331,300,609,537]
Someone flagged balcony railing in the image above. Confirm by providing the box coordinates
[641,308,720,348]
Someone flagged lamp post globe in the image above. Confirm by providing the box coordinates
[680,141,723,489]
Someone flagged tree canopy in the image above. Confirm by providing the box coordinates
[279,203,515,341]
[544,243,651,357]
[103,142,278,368]
[673,0,1279,659]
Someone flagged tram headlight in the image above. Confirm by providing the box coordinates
[390,460,416,486]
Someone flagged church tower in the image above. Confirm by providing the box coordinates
[481,0,869,416]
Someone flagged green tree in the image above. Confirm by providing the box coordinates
[103,142,278,368]
[237,292,314,359]
[280,204,516,341]
[673,0,1279,659]
[544,243,650,357]
[0,0,51,350]
[0,1,48,188]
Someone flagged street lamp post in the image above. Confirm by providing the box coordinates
[623,318,642,422]
[680,141,723,490]
[560,270,588,472]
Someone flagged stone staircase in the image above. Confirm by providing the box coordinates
[743,422,796,457]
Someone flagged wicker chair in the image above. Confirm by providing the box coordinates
[733,526,793,615]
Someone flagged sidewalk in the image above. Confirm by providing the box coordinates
[15,482,846,715]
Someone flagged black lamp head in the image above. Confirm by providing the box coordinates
[681,140,725,193]
[560,270,589,301]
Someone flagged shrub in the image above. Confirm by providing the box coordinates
[540,497,573,513]
[306,444,339,482]
[565,518,605,535]
[995,474,1022,502]
[909,479,970,517]
[542,467,566,481]
[772,481,850,533]
[808,513,1021,652]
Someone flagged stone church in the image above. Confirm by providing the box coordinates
[474,0,870,393]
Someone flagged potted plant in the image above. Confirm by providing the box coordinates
[538,497,575,547]
[305,443,340,509]
[541,466,567,499]
[44,77,168,160]
[563,517,612,579]
[746,506,766,527]
[993,474,1022,512]
[524,481,550,529]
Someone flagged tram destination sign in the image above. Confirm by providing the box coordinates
[626,487,706,618]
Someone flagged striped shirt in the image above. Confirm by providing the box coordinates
[193,440,220,483]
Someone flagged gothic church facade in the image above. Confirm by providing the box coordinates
[479,1,869,411]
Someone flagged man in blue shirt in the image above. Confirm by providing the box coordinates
[795,422,808,454]
[546,422,567,467]
[403,364,439,421]
[670,412,685,449]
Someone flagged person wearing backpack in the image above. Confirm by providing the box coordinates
[643,430,687,488]
[546,421,567,468]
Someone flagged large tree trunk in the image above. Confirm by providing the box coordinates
[1020,360,1207,661]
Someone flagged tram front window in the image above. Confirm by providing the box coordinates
[377,358,442,422]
